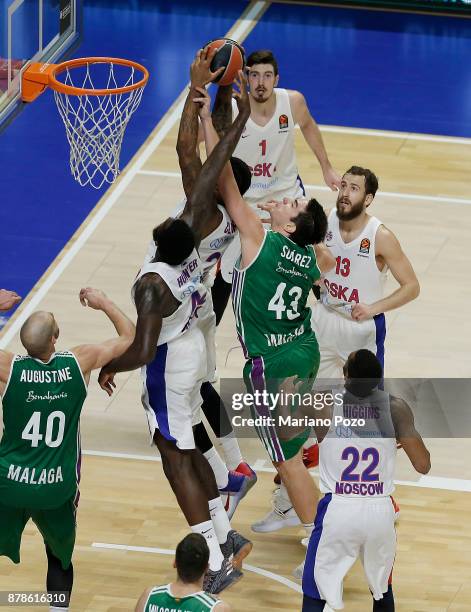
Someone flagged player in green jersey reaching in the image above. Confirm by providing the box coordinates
[0,288,134,612]
[135,533,230,612]
[198,73,335,541]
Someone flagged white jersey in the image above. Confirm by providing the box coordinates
[319,388,397,497]
[144,201,236,287]
[133,248,207,345]
[321,210,388,318]
[232,88,304,209]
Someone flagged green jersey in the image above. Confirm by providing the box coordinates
[144,585,220,612]
[232,231,321,358]
[0,351,87,509]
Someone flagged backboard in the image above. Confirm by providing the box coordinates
[0,0,81,129]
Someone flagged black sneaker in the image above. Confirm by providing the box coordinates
[220,529,253,570]
[203,557,243,594]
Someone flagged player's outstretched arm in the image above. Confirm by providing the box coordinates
[391,396,431,474]
[208,72,264,264]
[0,288,21,311]
[0,349,14,393]
[177,46,223,199]
[195,86,219,155]
[72,288,135,380]
[212,84,233,137]
[181,71,251,246]
[97,275,174,395]
[289,90,341,191]
[352,226,420,321]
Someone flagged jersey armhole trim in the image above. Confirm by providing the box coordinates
[373,221,389,275]
[285,88,297,126]
[234,230,268,273]
[1,354,17,399]
[69,350,89,396]
[142,589,154,611]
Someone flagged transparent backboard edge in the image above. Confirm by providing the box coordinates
[0,1,83,132]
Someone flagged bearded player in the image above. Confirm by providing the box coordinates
[312,166,420,375]
[198,72,335,551]
[254,166,420,535]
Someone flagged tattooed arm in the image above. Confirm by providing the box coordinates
[212,85,233,137]
[177,47,222,199]
[181,73,250,246]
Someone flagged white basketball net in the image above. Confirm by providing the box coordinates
[53,61,146,189]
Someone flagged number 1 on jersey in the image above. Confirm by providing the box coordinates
[259,139,267,156]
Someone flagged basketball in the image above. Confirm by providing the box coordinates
[206,38,245,86]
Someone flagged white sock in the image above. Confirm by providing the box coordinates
[219,433,243,471]
[275,481,293,511]
[203,446,229,489]
[209,497,231,545]
[191,520,224,571]
[303,522,314,538]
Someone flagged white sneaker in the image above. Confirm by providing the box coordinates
[301,536,309,547]
[251,504,301,533]
[292,560,304,580]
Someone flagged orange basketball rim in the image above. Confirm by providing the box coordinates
[21,57,149,189]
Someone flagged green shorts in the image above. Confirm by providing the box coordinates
[0,498,77,570]
[243,335,320,462]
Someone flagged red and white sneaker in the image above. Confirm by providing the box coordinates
[220,465,257,520]
[303,443,319,468]
[235,461,258,482]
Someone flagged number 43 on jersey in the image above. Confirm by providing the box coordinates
[268,282,302,320]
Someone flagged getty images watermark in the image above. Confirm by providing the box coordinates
[220,378,471,440]
[231,389,373,429]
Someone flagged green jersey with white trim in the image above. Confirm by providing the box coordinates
[232,230,321,357]
[0,351,87,509]
[144,584,220,611]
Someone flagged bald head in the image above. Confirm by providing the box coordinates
[20,311,59,358]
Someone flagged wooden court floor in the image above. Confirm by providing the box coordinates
[1,111,471,609]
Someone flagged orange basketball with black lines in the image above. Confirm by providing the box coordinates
[205,38,245,86]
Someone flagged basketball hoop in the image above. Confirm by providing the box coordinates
[22,57,149,189]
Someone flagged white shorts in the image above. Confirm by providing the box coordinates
[140,327,207,450]
[303,494,396,609]
[311,303,386,379]
[197,290,217,383]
